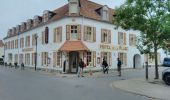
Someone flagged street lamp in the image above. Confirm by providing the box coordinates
[35,34,38,70]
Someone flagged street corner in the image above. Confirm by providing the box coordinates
[112,78,170,100]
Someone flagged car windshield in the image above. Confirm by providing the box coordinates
[164,58,170,61]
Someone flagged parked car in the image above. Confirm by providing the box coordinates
[0,58,4,65]
[163,57,170,67]
[162,68,170,85]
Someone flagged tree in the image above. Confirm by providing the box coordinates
[113,0,170,79]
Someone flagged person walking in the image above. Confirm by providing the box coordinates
[117,58,122,76]
[21,62,24,70]
[77,59,84,77]
[102,59,108,74]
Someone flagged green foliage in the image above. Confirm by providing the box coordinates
[114,0,170,53]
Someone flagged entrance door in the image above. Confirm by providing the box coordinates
[69,52,79,73]
[133,54,142,68]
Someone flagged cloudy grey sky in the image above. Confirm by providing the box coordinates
[0,0,125,40]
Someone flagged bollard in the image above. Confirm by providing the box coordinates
[145,61,148,80]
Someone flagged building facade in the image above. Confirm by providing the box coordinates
[0,40,4,59]
[3,0,167,73]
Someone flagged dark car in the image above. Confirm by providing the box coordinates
[162,68,170,85]
[163,57,170,67]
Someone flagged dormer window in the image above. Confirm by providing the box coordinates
[43,10,53,22]
[33,15,42,27]
[68,0,80,15]
[21,22,26,32]
[7,29,12,37]
[102,6,109,21]
[26,19,33,30]
[12,27,16,35]
[16,25,21,34]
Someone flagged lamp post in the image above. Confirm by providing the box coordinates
[35,34,38,70]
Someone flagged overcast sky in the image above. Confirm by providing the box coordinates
[0,0,126,40]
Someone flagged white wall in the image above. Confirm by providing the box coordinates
[0,47,4,58]
[6,17,168,70]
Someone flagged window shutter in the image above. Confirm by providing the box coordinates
[59,27,62,42]
[118,32,120,44]
[84,26,87,41]
[129,34,132,46]
[93,51,96,67]
[93,27,96,42]
[45,27,49,44]
[41,52,43,66]
[108,30,111,43]
[101,52,103,64]
[77,25,81,40]
[66,25,70,40]
[134,35,137,46]
[101,29,104,43]
[42,32,44,44]
[53,28,56,43]
[109,52,112,66]
[53,52,56,67]
[124,33,126,45]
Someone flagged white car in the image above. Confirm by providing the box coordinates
[162,68,170,85]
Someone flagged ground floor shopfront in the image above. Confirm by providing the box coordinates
[5,41,146,73]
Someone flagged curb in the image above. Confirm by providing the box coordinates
[111,82,163,100]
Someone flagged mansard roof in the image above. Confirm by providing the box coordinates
[4,0,114,40]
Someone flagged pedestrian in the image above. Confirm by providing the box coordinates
[14,62,18,69]
[21,62,24,70]
[102,59,108,74]
[117,58,122,76]
[77,59,84,77]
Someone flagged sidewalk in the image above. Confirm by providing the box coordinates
[113,78,170,100]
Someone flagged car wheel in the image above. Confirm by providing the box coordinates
[164,73,170,85]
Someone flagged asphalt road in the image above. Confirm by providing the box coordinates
[0,66,165,100]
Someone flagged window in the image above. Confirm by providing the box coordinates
[53,52,61,67]
[11,40,14,49]
[101,29,111,43]
[32,34,36,46]
[53,27,62,43]
[8,41,10,49]
[19,54,23,64]
[20,38,24,48]
[71,25,77,40]
[103,10,109,21]
[118,32,126,45]
[25,36,30,47]
[129,34,137,46]
[14,54,18,63]
[41,52,48,66]
[66,25,81,40]
[101,52,112,66]
[42,31,45,44]
[25,53,30,65]
[15,39,18,49]
[5,42,7,50]
[118,53,127,66]
[84,26,96,42]
[87,52,92,66]
[43,11,50,22]
[69,1,78,14]
[57,52,61,66]
[32,53,35,65]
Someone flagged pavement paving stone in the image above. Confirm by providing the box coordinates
[113,78,170,100]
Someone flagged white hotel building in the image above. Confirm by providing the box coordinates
[3,0,167,73]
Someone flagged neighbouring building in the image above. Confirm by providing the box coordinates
[0,40,4,59]
[3,0,167,73]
